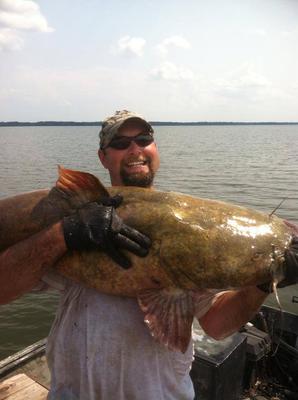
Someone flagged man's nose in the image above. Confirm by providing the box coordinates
[127,140,142,153]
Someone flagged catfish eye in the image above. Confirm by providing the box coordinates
[251,252,264,262]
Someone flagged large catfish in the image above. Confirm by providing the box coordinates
[0,167,296,352]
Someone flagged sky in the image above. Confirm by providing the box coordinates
[0,0,298,122]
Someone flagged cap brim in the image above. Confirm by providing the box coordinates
[115,116,153,134]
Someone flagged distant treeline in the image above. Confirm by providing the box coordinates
[1,121,298,127]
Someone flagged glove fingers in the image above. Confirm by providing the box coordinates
[120,224,151,249]
[105,241,132,269]
[284,249,298,282]
[101,195,123,208]
[114,233,149,257]
[290,236,298,250]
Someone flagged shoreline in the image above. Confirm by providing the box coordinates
[1,121,298,127]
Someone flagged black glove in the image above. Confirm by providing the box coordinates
[63,197,151,269]
[257,236,298,293]
[100,194,123,208]
[278,236,298,287]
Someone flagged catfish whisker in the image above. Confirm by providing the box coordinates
[271,280,284,357]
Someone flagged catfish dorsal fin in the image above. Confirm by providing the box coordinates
[56,166,110,205]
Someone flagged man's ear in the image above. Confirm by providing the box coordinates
[98,149,108,169]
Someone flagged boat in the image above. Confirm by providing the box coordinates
[0,304,297,400]
[0,338,49,399]
[192,302,298,400]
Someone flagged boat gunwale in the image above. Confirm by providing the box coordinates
[0,337,46,380]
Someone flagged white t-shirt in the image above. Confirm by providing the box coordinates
[43,272,195,400]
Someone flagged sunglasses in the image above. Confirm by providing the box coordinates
[106,133,154,150]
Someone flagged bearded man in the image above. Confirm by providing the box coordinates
[1,110,298,400]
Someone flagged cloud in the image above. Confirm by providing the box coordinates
[0,0,53,31]
[281,28,298,38]
[0,64,152,120]
[247,28,267,37]
[213,64,273,102]
[156,35,191,57]
[1,62,296,122]
[114,35,146,57]
[0,27,23,50]
[150,62,195,81]
[281,30,291,37]
[0,0,53,51]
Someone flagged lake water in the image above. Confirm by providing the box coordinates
[0,125,297,359]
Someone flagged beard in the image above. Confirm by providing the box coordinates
[120,157,155,188]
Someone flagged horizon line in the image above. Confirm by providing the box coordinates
[1,120,298,126]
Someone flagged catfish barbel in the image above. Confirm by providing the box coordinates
[0,167,295,352]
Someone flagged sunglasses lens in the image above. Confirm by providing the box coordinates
[135,135,154,147]
[108,134,154,150]
[109,138,131,149]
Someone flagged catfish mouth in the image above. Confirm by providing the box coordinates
[284,220,298,237]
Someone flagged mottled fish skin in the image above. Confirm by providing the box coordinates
[49,186,292,297]
[0,177,293,295]
[0,167,295,352]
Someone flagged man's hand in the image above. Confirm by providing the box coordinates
[278,236,298,288]
[257,236,298,293]
[63,198,151,269]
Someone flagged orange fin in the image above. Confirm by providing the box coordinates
[192,289,223,319]
[138,288,219,353]
[31,167,110,224]
[56,166,110,205]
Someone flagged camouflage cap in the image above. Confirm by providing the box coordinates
[99,110,154,149]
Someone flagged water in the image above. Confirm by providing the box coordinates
[0,125,297,359]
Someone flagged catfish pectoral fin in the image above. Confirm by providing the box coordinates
[138,288,223,353]
[192,289,226,319]
[138,288,195,353]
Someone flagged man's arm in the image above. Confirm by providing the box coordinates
[200,235,298,340]
[0,222,66,305]
[0,199,151,305]
[199,286,267,340]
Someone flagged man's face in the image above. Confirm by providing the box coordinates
[98,120,160,187]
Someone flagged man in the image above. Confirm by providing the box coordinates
[0,110,298,400]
